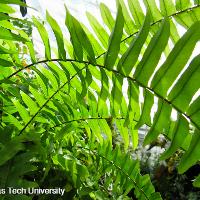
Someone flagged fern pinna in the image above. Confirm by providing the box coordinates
[0,0,200,199]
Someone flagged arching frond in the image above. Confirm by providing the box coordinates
[1,0,200,199]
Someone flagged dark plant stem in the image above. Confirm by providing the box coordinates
[50,116,137,129]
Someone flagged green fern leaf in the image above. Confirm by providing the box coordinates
[104,4,124,69]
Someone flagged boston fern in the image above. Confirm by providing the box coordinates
[0,0,200,199]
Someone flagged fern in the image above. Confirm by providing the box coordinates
[96,142,162,199]
[0,0,200,199]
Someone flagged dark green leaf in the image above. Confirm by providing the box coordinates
[160,115,189,160]
[143,100,172,145]
[0,58,13,67]
[193,174,200,187]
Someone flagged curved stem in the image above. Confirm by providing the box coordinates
[50,116,137,130]
[1,58,90,83]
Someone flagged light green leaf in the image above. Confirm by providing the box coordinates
[100,3,115,31]
[159,0,176,16]
[98,69,109,117]
[187,97,200,129]
[116,119,129,151]
[33,68,48,96]
[33,17,51,59]
[170,20,180,43]
[135,90,154,129]
[2,114,23,130]
[111,74,123,117]
[129,121,138,150]
[65,9,83,61]
[176,0,191,11]
[174,12,195,29]
[187,97,200,116]
[0,4,15,13]
[0,0,26,5]
[0,13,10,21]
[87,119,103,143]
[127,0,145,27]
[104,4,124,69]
[12,99,30,123]
[134,18,170,86]
[65,9,96,64]
[20,91,38,116]
[168,54,200,111]
[87,91,98,117]
[99,69,109,101]
[160,115,189,160]
[47,62,67,84]
[46,11,66,60]
[151,21,200,97]
[178,129,200,173]
[117,11,150,75]
[86,12,109,49]
[81,23,104,57]
[40,67,59,90]
[98,119,112,143]
[26,42,36,63]
[0,44,17,54]
[0,27,28,42]
[117,0,136,35]
[143,0,162,22]
[124,81,140,127]
[29,86,46,107]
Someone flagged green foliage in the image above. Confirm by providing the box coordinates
[0,0,200,199]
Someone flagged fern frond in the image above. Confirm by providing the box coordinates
[1,1,200,197]
[95,142,162,200]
